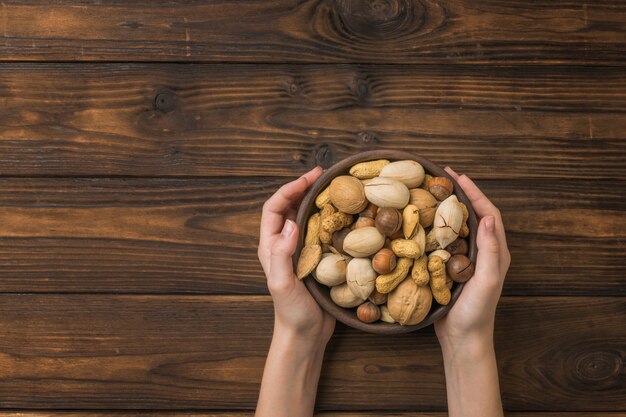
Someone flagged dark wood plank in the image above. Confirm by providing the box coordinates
[4,413,624,416]
[1,1,625,64]
[0,177,266,294]
[1,64,625,179]
[0,177,624,295]
[0,295,623,410]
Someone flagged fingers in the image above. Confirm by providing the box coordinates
[446,167,494,217]
[444,166,460,181]
[455,174,499,220]
[473,216,503,293]
[264,167,322,220]
[446,167,499,221]
[450,171,509,254]
[260,166,323,248]
[268,219,299,295]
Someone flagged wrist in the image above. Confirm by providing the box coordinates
[257,321,327,417]
[440,330,494,363]
[272,321,328,357]
[439,331,504,417]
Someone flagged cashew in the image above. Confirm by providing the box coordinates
[402,204,420,239]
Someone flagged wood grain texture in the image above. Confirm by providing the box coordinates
[3,414,626,417]
[0,295,623,410]
[0,1,625,64]
[1,64,625,178]
[0,178,624,295]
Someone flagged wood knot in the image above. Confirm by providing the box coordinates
[154,91,176,113]
[332,0,425,41]
[360,0,400,22]
[575,350,623,383]
[314,144,335,168]
[358,131,378,145]
[285,78,303,98]
[364,363,387,374]
[120,21,144,30]
[353,77,370,102]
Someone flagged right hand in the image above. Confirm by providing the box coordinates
[435,167,511,350]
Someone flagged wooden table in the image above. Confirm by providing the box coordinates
[0,1,625,415]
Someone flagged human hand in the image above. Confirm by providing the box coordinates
[435,167,511,352]
[258,166,335,350]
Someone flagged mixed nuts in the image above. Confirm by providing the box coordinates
[297,158,475,326]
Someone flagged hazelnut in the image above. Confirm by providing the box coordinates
[408,188,438,228]
[360,202,379,219]
[357,302,381,323]
[446,237,468,256]
[354,216,375,229]
[421,174,434,190]
[375,207,402,237]
[428,177,454,201]
[419,206,437,228]
[372,248,397,274]
[389,228,404,240]
[408,188,438,210]
[331,227,351,255]
[368,288,387,305]
[446,254,475,283]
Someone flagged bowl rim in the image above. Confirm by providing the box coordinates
[294,150,478,334]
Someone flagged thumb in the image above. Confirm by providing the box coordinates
[269,219,299,291]
[474,216,501,284]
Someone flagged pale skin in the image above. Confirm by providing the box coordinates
[256,165,510,417]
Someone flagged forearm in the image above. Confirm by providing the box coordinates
[441,336,504,417]
[255,326,326,417]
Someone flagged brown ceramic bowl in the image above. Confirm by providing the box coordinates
[294,150,478,334]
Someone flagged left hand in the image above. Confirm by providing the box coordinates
[258,166,335,348]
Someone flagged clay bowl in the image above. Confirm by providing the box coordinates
[294,150,478,334]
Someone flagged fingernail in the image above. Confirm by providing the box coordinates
[485,216,495,232]
[282,219,295,237]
